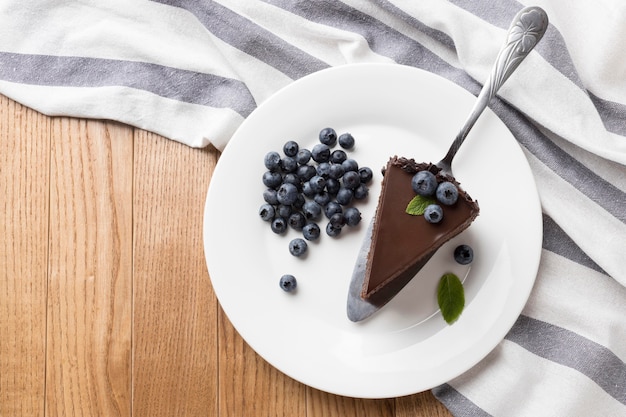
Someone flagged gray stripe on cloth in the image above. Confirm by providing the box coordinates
[371,0,457,51]
[451,0,626,136]
[264,0,626,224]
[432,384,493,417]
[589,92,626,136]
[0,51,256,117]
[542,214,606,274]
[489,99,626,224]
[262,0,482,93]
[506,315,626,406]
[151,0,329,80]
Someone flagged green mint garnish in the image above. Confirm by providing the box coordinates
[406,195,437,215]
[437,273,465,324]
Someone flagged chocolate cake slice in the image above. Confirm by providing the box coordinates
[361,156,479,306]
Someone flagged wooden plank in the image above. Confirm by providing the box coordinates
[132,132,219,416]
[0,96,49,416]
[396,392,453,417]
[307,388,394,417]
[45,118,133,417]
[218,309,307,416]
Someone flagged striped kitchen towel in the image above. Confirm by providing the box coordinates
[1,1,624,416]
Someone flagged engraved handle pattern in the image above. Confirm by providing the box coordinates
[488,7,549,98]
[438,7,549,174]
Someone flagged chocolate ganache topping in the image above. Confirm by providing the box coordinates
[361,156,479,305]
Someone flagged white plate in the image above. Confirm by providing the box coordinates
[204,63,542,399]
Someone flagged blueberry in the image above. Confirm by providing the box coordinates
[329,212,345,228]
[436,181,459,205]
[411,171,437,196]
[342,158,359,172]
[336,187,353,206]
[316,162,331,178]
[302,223,321,241]
[263,188,278,205]
[314,191,331,207]
[454,244,474,265]
[330,149,347,164]
[308,175,326,193]
[302,201,322,220]
[343,207,361,227]
[279,274,297,292]
[288,212,306,230]
[328,164,345,180]
[293,193,305,209]
[280,156,298,173]
[338,132,355,149]
[276,204,292,219]
[353,184,369,200]
[289,238,308,257]
[259,204,275,221]
[312,143,331,163]
[277,182,299,205]
[296,164,316,182]
[342,170,360,189]
[262,171,283,189]
[271,217,288,234]
[264,151,281,171]
[424,204,443,224]
[324,201,342,219]
[319,127,337,146]
[301,181,316,198]
[296,148,312,165]
[358,167,373,183]
[283,173,301,189]
[326,222,342,237]
[325,178,340,195]
[283,140,299,157]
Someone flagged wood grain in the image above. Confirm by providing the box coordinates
[307,388,395,417]
[0,96,49,417]
[396,392,453,417]
[0,94,453,417]
[218,310,306,416]
[46,118,133,417]
[132,131,219,417]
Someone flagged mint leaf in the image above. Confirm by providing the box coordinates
[437,273,465,324]
[406,195,437,215]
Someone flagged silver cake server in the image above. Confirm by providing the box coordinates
[347,6,549,322]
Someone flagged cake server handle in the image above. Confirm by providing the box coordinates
[437,6,549,176]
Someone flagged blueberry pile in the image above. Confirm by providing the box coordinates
[259,128,373,256]
[411,170,459,224]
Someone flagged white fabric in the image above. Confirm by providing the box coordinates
[1,1,625,416]
[448,251,626,417]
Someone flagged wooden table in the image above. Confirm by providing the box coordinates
[0,94,452,417]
